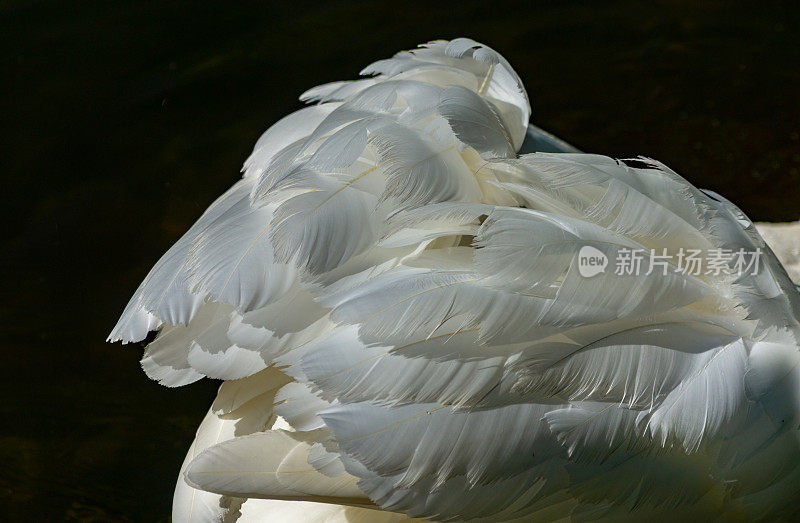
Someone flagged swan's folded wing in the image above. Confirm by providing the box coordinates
[108,38,800,521]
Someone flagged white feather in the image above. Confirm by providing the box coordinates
[437,86,515,158]
[185,199,296,312]
[244,103,340,179]
[644,338,749,452]
[109,181,252,343]
[110,38,800,521]
[185,430,365,501]
[368,122,481,208]
[268,171,383,274]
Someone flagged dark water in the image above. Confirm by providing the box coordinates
[2,0,799,520]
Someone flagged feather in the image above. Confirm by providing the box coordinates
[368,122,481,209]
[326,246,715,348]
[187,341,266,381]
[268,172,383,274]
[250,107,376,203]
[444,38,529,149]
[544,403,644,464]
[140,302,234,386]
[565,450,717,510]
[185,198,296,312]
[185,430,366,501]
[320,401,562,491]
[172,409,243,523]
[173,378,287,522]
[474,208,720,324]
[437,86,515,159]
[108,181,253,343]
[140,324,205,388]
[225,287,333,365]
[495,155,717,252]
[273,382,332,431]
[236,498,414,523]
[305,118,373,172]
[362,38,530,150]
[299,325,509,407]
[211,367,292,416]
[517,322,742,407]
[378,202,491,248]
[644,338,748,452]
[299,78,378,104]
[243,103,340,179]
[352,461,567,522]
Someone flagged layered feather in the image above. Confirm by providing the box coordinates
[109,38,800,522]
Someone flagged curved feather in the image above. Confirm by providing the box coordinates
[109,38,800,521]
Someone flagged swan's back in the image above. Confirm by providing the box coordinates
[109,38,800,521]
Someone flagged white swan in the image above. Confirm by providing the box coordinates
[109,38,800,521]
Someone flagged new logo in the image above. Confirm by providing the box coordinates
[577,245,608,277]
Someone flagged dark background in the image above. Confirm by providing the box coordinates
[2,0,799,520]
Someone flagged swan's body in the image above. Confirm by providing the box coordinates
[110,39,800,521]
[756,221,800,284]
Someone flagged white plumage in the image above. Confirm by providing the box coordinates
[109,39,800,521]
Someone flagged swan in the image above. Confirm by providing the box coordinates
[109,38,800,521]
